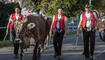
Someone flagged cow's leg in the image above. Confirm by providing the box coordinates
[37,45,41,60]
[40,40,45,52]
[20,44,24,60]
[14,43,19,59]
[99,32,103,40]
[46,35,50,49]
[102,32,105,41]
[33,43,39,60]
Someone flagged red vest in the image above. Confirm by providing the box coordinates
[52,14,65,29]
[8,13,23,30]
[81,11,96,28]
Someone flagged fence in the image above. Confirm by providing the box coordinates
[0,27,12,41]
[0,17,80,40]
[67,17,79,31]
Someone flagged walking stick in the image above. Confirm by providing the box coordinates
[74,30,80,48]
[75,35,79,47]
[3,33,8,41]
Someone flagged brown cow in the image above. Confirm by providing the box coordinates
[96,16,105,41]
[13,15,52,60]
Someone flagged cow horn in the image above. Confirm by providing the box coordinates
[44,16,48,20]
[27,23,36,29]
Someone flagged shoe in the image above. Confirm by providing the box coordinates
[83,52,85,55]
[85,56,89,60]
[14,55,18,59]
[54,54,57,58]
[90,55,93,60]
[57,56,62,60]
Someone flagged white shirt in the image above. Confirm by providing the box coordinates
[53,14,67,29]
[9,14,24,21]
[80,11,97,31]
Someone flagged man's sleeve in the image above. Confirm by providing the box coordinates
[9,15,12,21]
[80,14,82,21]
[93,12,97,18]
[52,15,55,21]
[64,17,68,22]
[22,15,24,20]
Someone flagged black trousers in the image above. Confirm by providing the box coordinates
[53,29,65,56]
[83,29,95,57]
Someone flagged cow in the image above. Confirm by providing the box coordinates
[95,16,105,42]
[13,15,52,60]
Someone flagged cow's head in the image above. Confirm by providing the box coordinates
[13,17,27,43]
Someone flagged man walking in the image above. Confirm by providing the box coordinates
[49,7,67,60]
[77,4,98,60]
[6,6,24,58]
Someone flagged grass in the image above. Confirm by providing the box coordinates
[0,40,12,47]
[66,31,77,35]
[51,31,77,37]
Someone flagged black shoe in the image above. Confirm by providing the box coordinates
[83,52,85,55]
[90,55,93,60]
[14,55,18,59]
[54,54,57,58]
[57,56,62,60]
[85,56,89,60]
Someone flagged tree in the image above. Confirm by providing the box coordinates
[24,0,90,17]
[92,0,105,16]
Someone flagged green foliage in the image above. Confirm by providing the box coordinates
[24,0,89,17]
[92,0,105,15]
[24,0,105,16]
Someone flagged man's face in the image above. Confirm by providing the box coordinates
[58,9,63,15]
[85,7,90,12]
[15,8,20,13]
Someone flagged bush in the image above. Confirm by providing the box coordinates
[0,40,12,47]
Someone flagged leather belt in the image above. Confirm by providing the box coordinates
[56,29,64,32]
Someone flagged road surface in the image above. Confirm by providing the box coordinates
[0,32,105,60]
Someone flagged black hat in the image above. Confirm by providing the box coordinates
[58,7,64,10]
[15,6,21,10]
[85,4,90,8]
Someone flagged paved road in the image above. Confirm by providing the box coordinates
[0,32,105,60]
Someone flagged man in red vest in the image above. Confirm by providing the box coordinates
[77,4,98,60]
[6,6,24,58]
[49,7,67,60]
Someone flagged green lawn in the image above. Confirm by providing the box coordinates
[51,31,77,37]
[66,31,77,35]
[0,40,12,47]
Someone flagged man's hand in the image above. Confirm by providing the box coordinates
[76,31,79,36]
[49,31,52,38]
[76,28,80,36]
[64,33,67,38]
